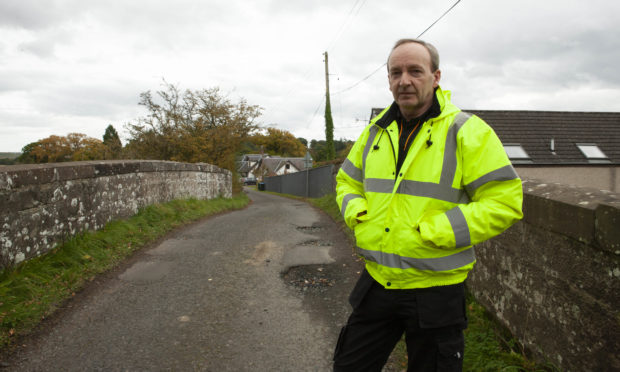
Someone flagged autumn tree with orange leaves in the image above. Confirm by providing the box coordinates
[17,133,106,163]
[250,127,306,157]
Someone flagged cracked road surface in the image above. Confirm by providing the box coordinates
[5,188,365,372]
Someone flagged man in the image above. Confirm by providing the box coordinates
[333,39,523,371]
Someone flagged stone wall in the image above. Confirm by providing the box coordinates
[516,165,619,193]
[0,160,231,269]
[468,180,620,372]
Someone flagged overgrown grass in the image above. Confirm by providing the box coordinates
[0,194,249,349]
[308,192,556,371]
[463,296,556,372]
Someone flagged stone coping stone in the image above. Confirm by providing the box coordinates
[522,180,620,251]
[0,160,230,190]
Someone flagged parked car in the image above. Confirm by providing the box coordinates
[242,177,257,185]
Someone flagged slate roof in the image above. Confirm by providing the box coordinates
[241,154,262,162]
[469,110,620,165]
[237,154,262,174]
[369,108,620,165]
[259,157,308,174]
[238,161,253,173]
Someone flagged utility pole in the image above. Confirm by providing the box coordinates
[323,51,335,160]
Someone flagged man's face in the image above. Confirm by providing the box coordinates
[388,42,441,119]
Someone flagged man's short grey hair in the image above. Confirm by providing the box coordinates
[387,39,440,72]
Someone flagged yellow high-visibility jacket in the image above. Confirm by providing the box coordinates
[336,87,523,289]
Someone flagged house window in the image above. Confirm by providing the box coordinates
[503,144,531,163]
[285,164,290,169]
[576,144,608,159]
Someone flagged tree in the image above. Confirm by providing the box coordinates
[297,137,308,147]
[125,82,262,172]
[310,139,327,162]
[250,128,306,157]
[103,124,123,159]
[16,141,42,164]
[31,135,72,163]
[310,138,353,162]
[71,135,106,161]
[15,134,105,164]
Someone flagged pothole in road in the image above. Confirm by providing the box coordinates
[282,264,336,293]
[296,226,325,233]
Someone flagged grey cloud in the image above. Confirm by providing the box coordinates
[0,0,84,30]
[19,38,57,58]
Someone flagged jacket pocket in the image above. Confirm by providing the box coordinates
[353,217,373,245]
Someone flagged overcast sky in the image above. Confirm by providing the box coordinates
[1,0,619,152]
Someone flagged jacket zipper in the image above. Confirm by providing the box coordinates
[385,127,397,180]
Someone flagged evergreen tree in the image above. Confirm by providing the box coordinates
[103,124,123,159]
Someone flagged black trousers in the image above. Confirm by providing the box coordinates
[333,270,467,372]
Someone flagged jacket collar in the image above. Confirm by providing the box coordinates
[374,86,450,129]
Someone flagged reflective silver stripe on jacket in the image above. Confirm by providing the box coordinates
[362,126,379,181]
[356,246,476,271]
[364,178,394,194]
[464,164,519,197]
[446,207,471,248]
[341,193,363,218]
[440,111,471,186]
[396,180,470,204]
[341,158,363,183]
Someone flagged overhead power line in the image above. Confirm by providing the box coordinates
[306,96,325,128]
[417,0,462,40]
[326,0,369,52]
[332,0,462,95]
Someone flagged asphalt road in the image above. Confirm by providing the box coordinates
[4,188,367,372]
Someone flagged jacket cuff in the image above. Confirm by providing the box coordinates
[343,197,368,229]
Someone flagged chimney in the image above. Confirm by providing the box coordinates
[550,138,556,154]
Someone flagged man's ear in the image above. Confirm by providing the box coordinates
[433,69,441,88]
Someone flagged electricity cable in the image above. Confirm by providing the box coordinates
[332,0,462,96]
[326,0,368,52]
[306,96,326,128]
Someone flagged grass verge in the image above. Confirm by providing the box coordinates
[0,194,249,349]
[308,192,556,372]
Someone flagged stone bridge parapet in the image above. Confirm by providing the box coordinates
[468,180,620,372]
[0,160,231,269]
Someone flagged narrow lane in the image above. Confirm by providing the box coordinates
[7,188,363,372]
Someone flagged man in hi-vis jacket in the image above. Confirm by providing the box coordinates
[333,39,523,372]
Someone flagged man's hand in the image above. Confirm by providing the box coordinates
[356,210,367,224]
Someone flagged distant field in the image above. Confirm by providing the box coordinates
[0,152,20,159]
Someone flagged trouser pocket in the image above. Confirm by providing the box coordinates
[436,331,464,371]
[416,282,467,329]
